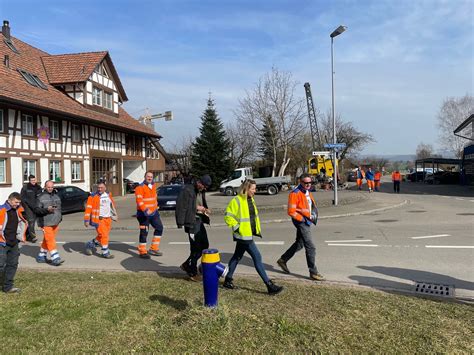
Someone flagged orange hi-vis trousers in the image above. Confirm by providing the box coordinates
[95,218,112,248]
[357,179,363,188]
[367,180,375,190]
[39,225,61,260]
[137,211,163,255]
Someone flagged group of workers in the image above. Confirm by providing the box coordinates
[355,166,402,193]
[1,172,325,296]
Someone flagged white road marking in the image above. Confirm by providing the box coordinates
[470,200,474,202]
[169,242,190,245]
[255,241,285,245]
[55,241,137,245]
[327,243,379,247]
[455,198,465,201]
[425,245,474,249]
[324,239,373,243]
[440,196,450,198]
[411,234,450,240]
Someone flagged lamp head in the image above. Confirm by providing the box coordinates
[330,25,347,38]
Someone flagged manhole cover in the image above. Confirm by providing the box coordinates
[374,219,398,223]
[457,213,474,216]
[407,210,427,213]
[413,282,454,298]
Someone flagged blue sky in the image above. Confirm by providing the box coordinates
[2,0,473,155]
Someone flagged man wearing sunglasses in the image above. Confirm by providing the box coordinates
[277,173,325,281]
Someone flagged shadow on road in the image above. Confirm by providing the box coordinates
[349,265,474,292]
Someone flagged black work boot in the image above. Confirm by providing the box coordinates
[266,280,283,295]
[223,277,235,289]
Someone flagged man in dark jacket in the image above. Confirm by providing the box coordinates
[0,192,27,293]
[20,175,41,243]
[34,180,64,266]
[175,175,212,281]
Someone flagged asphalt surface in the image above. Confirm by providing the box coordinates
[17,177,474,300]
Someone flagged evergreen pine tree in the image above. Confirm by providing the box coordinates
[191,98,232,189]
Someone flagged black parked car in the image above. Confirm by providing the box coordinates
[55,186,90,213]
[347,171,357,182]
[157,184,184,210]
[124,178,139,193]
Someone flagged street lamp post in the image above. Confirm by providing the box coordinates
[330,25,347,206]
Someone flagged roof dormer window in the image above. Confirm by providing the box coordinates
[17,69,48,90]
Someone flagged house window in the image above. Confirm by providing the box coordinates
[71,161,82,181]
[0,158,6,183]
[0,109,3,133]
[17,69,48,90]
[92,87,102,106]
[50,120,60,140]
[49,160,61,182]
[21,114,34,136]
[23,160,37,182]
[104,92,113,110]
[72,124,81,142]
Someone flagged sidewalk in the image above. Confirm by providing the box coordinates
[60,184,407,231]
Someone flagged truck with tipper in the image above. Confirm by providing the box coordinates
[219,167,291,196]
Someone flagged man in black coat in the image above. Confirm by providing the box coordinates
[175,175,212,281]
[20,175,41,243]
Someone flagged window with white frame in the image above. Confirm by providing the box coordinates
[72,124,81,142]
[0,158,6,183]
[71,161,82,181]
[104,92,113,110]
[23,160,36,182]
[92,87,102,106]
[21,114,34,136]
[49,160,61,182]
[50,120,60,140]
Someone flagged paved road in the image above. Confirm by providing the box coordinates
[18,178,474,299]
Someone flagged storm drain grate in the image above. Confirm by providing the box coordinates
[407,210,427,213]
[414,282,454,298]
[374,219,398,223]
[457,213,474,216]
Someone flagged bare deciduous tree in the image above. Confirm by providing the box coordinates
[437,94,474,158]
[226,120,258,168]
[235,67,306,176]
[416,142,434,160]
[169,135,194,175]
[319,111,374,162]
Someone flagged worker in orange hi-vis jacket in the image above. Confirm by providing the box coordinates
[84,182,118,259]
[356,166,365,190]
[134,171,164,259]
[392,170,402,193]
[374,170,382,191]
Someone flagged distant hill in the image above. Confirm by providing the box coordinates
[360,154,416,162]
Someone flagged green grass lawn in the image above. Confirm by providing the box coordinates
[1,271,472,353]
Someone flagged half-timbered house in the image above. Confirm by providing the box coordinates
[0,21,166,200]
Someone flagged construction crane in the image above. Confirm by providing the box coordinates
[138,108,173,130]
[304,82,322,150]
[304,83,335,180]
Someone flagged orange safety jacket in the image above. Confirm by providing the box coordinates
[84,192,117,228]
[287,186,317,224]
[135,182,158,216]
[374,172,382,181]
[392,172,401,181]
[0,202,27,245]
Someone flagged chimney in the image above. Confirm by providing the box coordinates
[3,54,9,68]
[2,20,10,39]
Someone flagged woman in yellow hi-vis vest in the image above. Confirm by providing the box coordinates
[224,179,283,295]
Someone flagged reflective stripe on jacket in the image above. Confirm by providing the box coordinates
[287,186,317,224]
[84,192,117,228]
[135,182,158,215]
[224,194,261,241]
[0,202,27,245]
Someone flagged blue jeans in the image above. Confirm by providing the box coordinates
[227,240,270,283]
[136,211,164,243]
